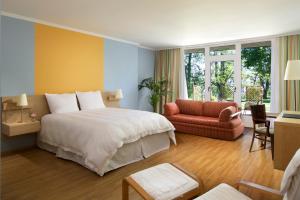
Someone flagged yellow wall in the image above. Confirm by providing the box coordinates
[35,24,104,94]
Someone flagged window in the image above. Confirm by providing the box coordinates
[241,41,271,112]
[184,40,273,113]
[184,49,205,100]
[209,45,235,56]
[210,61,235,102]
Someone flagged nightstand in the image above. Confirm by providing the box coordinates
[2,121,41,137]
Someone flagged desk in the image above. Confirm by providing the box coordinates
[274,111,300,170]
[266,113,280,118]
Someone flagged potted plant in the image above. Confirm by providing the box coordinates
[138,77,170,113]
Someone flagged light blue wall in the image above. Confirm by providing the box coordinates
[138,48,155,111]
[104,39,139,109]
[1,16,35,96]
[1,16,36,152]
[104,39,155,110]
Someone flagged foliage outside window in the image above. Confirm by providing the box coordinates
[184,50,205,99]
[241,44,271,111]
[210,61,234,101]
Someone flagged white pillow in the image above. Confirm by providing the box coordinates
[45,93,79,114]
[76,91,106,110]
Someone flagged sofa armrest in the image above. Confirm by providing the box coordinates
[219,106,237,122]
[164,103,180,116]
[230,111,241,119]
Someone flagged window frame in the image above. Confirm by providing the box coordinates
[184,37,275,113]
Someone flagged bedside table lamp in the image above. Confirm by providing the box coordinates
[17,93,28,123]
[115,89,124,100]
[283,60,300,118]
[107,89,124,101]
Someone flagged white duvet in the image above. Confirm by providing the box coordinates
[38,108,176,175]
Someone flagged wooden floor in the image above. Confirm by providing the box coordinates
[1,129,283,200]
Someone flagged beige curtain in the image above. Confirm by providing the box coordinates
[155,48,181,113]
[278,34,300,111]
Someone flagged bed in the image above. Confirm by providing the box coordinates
[38,107,176,176]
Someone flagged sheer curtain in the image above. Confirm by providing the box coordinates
[270,38,280,113]
[179,48,188,99]
[277,34,300,111]
[154,48,187,113]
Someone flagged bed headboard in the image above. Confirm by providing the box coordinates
[1,91,120,123]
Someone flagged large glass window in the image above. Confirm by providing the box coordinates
[184,41,273,113]
[184,49,205,100]
[241,41,271,112]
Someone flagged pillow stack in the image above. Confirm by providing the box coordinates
[45,91,106,114]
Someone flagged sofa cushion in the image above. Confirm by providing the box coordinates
[168,114,219,126]
[167,114,242,129]
[175,99,203,116]
[164,102,180,116]
[203,101,237,117]
[219,106,236,122]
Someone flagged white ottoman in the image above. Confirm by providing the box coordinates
[194,183,252,200]
[122,163,202,200]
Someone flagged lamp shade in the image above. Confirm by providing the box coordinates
[284,60,300,80]
[17,93,28,107]
[115,89,123,99]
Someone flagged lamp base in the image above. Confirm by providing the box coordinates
[282,112,300,119]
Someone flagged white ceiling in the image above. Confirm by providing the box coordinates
[2,0,300,49]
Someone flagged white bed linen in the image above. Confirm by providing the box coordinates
[38,132,171,174]
[38,108,175,175]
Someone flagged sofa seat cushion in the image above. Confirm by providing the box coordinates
[167,114,241,129]
[168,114,219,126]
[256,127,274,134]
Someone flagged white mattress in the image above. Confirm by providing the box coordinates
[38,132,171,174]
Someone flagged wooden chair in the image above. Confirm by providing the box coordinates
[194,148,300,200]
[249,104,274,158]
[243,86,263,114]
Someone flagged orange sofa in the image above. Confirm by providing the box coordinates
[164,99,244,140]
